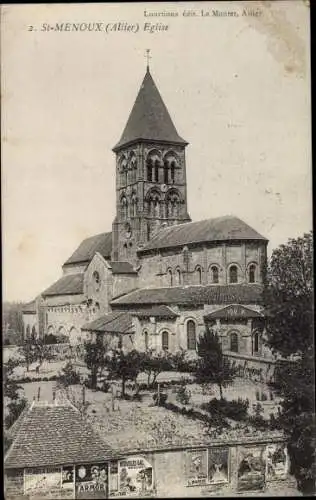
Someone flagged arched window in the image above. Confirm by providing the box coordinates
[167,269,173,286]
[230,332,239,353]
[121,196,128,219]
[249,264,256,283]
[171,161,176,183]
[253,331,260,354]
[26,324,30,339]
[187,320,196,350]
[162,331,169,351]
[143,330,149,350]
[131,194,137,217]
[93,271,100,291]
[196,266,202,285]
[229,265,238,284]
[154,160,159,182]
[176,268,182,285]
[31,325,37,339]
[163,160,169,184]
[147,158,153,181]
[210,266,219,284]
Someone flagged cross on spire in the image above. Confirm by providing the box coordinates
[145,49,152,70]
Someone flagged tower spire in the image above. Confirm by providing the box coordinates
[145,49,151,71]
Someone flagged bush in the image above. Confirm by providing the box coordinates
[100,380,111,393]
[201,397,249,421]
[58,362,80,387]
[175,385,191,405]
[152,392,168,406]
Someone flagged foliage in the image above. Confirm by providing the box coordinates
[152,392,168,406]
[4,358,27,430]
[83,336,109,390]
[2,301,25,339]
[196,327,236,399]
[44,333,59,344]
[58,361,81,387]
[18,335,54,372]
[263,232,315,495]
[107,349,143,397]
[138,349,174,388]
[263,231,313,357]
[175,384,191,405]
[201,397,249,421]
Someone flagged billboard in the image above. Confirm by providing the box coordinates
[265,444,289,480]
[109,456,154,497]
[208,447,229,485]
[75,463,108,499]
[237,446,266,492]
[185,449,208,486]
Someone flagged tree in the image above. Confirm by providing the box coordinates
[83,335,109,390]
[19,335,54,372]
[4,358,27,429]
[107,349,142,398]
[263,232,315,495]
[138,349,174,388]
[196,327,236,399]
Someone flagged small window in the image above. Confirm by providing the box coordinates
[154,160,159,182]
[144,330,149,350]
[167,269,173,286]
[210,266,219,284]
[147,159,153,182]
[229,265,238,284]
[253,331,260,353]
[230,332,239,353]
[93,271,100,284]
[164,160,169,184]
[187,320,196,350]
[196,266,202,285]
[249,264,256,283]
[171,161,175,183]
[162,331,169,351]
[176,268,182,285]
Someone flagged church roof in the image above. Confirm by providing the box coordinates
[111,284,264,307]
[82,311,134,334]
[42,273,84,297]
[110,261,137,274]
[4,401,114,469]
[113,69,187,151]
[63,232,112,266]
[138,216,268,253]
[22,300,37,313]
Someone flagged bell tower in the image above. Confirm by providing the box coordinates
[111,57,191,264]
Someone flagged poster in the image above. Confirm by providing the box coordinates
[24,467,61,494]
[265,444,289,480]
[109,456,154,497]
[208,447,229,485]
[186,449,208,486]
[237,447,265,492]
[75,463,108,499]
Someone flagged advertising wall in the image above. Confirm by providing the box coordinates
[109,456,154,497]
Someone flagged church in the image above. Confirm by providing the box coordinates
[22,63,274,372]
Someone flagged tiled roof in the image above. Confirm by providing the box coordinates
[22,300,37,313]
[111,284,264,307]
[63,232,112,266]
[139,216,267,252]
[113,69,187,151]
[82,311,134,334]
[4,402,114,469]
[204,304,263,320]
[42,274,84,297]
[131,305,178,319]
[110,261,137,274]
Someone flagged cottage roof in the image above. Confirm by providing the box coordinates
[139,216,268,253]
[63,232,112,266]
[111,284,264,307]
[42,273,84,297]
[113,68,187,151]
[4,401,114,469]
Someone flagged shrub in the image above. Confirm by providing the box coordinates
[58,362,81,387]
[175,385,191,405]
[152,392,168,406]
[100,380,111,393]
[201,397,249,421]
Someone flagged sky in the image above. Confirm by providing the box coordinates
[2,1,311,302]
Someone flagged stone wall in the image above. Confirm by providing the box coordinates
[137,241,267,289]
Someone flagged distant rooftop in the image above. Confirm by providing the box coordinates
[63,232,112,266]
